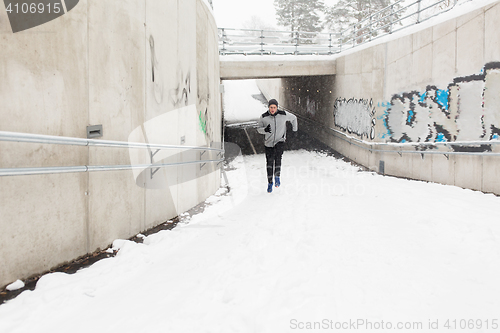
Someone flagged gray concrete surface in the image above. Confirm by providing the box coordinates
[0,0,221,288]
[220,58,336,80]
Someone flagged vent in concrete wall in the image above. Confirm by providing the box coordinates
[87,125,103,138]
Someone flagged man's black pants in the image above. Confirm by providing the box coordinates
[265,142,284,184]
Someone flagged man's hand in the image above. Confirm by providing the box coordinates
[264,124,271,133]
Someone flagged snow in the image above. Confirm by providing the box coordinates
[5,281,24,292]
[223,79,268,123]
[220,54,339,62]
[1,150,500,332]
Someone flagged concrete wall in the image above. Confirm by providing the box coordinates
[220,58,336,80]
[0,0,221,288]
[257,0,500,196]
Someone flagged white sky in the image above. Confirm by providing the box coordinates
[212,0,338,29]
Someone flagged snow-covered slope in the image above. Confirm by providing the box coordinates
[223,79,268,124]
[1,150,499,332]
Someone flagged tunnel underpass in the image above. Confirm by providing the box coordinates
[222,83,343,162]
[224,122,343,158]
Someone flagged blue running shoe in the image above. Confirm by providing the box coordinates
[275,177,280,187]
[267,183,273,193]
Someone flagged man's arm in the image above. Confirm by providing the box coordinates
[257,116,267,134]
[287,112,298,132]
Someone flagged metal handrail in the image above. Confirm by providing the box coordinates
[0,131,224,177]
[219,27,339,56]
[356,0,408,26]
[0,159,224,177]
[0,131,223,153]
[342,0,458,47]
[218,0,465,55]
[280,107,500,157]
[220,27,326,36]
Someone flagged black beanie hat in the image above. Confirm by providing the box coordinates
[268,99,278,107]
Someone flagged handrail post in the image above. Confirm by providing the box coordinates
[353,25,356,46]
[295,31,299,55]
[390,4,394,33]
[221,28,226,55]
[369,14,373,41]
[417,0,421,23]
[260,30,264,55]
[339,31,342,53]
[328,33,332,55]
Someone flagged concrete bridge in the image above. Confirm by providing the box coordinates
[220,57,336,80]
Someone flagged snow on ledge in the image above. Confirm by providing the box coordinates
[220,54,337,62]
[6,280,25,291]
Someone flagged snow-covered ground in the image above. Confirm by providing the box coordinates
[1,149,500,333]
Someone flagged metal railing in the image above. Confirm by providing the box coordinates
[0,131,224,177]
[281,107,500,157]
[219,0,464,55]
[219,28,339,55]
[340,0,459,50]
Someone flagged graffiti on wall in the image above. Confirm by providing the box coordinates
[306,96,317,117]
[149,35,164,104]
[148,35,191,108]
[289,90,319,117]
[383,62,500,143]
[198,93,211,139]
[196,41,214,142]
[334,98,376,140]
[146,31,215,144]
[383,86,454,143]
[169,68,191,107]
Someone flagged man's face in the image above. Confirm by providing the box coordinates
[269,104,277,114]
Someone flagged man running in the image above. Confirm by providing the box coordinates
[257,99,298,193]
